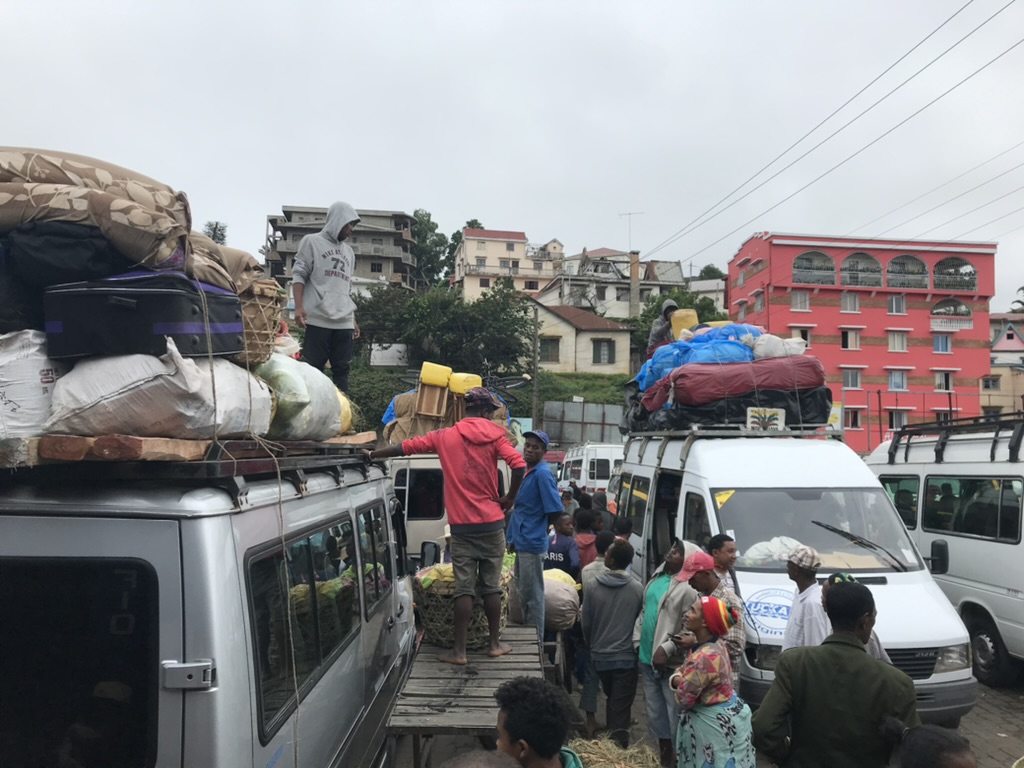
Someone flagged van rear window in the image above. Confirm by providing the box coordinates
[0,558,156,768]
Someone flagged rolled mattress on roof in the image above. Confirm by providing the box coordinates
[641,355,826,411]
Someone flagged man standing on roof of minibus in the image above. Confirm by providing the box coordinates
[365,386,526,665]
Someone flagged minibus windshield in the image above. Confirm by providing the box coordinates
[713,487,923,573]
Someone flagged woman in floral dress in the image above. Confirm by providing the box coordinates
[670,596,756,768]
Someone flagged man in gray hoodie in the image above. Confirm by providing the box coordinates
[581,539,643,748]
[646,298,678,354]
[291,201,360,393]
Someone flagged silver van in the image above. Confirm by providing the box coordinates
[0,448,415,768]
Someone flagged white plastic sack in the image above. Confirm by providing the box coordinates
[255,353,342,440]
[0,330,69,438]
[751,333,807,359]
[44,337,272,438]
[543,578,581,631]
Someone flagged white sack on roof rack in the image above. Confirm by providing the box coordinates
[44,337,272,439]
[0,330,68,438]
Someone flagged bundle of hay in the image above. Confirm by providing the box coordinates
[567,737,660,768]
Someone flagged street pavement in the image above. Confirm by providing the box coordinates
[394,676,1024,767]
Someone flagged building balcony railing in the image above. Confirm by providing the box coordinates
[933,274,978,292]
[886,273,929,289]
[930,316,973,331]
[840,271,883,287]
[275,240,298,254]
[793,269,837,285]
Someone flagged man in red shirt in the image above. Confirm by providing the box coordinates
[367,387,526,664]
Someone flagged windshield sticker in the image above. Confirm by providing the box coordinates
[745,588,793,637]
[715,490,735,507]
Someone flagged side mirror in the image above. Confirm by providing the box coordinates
[420,541,441,569]
[928,539,949,575]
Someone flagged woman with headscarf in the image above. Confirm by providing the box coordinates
[822,572,891,663]
[669,596,756,768]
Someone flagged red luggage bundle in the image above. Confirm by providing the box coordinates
[642,355,826,412]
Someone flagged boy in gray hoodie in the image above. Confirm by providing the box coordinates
[581,539,643,747]
[292,201,360,393]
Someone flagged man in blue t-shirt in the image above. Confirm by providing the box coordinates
[507,430,564,641]
[545,513,580,580]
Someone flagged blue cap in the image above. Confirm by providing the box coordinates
[523,430,550,448]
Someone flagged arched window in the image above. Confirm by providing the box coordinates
[930,298,973,331]
[840,253,882,287]
[886,255,929,290]
[931,298,972,317]
[792,251,836,286]
[933,257,977,292]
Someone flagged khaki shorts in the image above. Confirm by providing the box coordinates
[451,528,506,599]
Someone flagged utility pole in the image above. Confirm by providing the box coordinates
[619,212,644,251]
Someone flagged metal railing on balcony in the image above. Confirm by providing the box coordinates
[793,269,837,286]
[930,316,973,332]
[933,274,978,292]
[840,270,883,287]
[887,273,930,290]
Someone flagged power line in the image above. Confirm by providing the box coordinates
[949,199,1024,238]
[916,181,1024,237]
[643,0,1010,260]
[677,34,1024,267]
[845,137,1024,234]
[876,156,1024,235]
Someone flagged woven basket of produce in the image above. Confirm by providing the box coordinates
[414,555,514,650]
[234,278,286,366]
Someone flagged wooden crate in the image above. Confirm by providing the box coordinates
[415,383,449,418]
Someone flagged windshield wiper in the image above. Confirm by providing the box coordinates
[810,520,908,573]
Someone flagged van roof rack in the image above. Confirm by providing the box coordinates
[629,424,835,440]
[2,439,374,507]
[887,412,1024,465]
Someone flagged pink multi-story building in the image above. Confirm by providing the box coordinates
[727,232,996,455]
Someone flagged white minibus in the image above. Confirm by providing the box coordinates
[866,415,1024,688]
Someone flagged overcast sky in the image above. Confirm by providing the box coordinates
[6,0,1024,310]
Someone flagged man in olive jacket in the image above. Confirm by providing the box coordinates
[752,582,920,768]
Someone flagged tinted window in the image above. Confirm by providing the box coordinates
[355,504,394,614]
[879,475,919,528]
[924,476,1022,543]
[683,492,712,549]
[589,458,611,480]
[396,468,444,520]
[0,559,156,768]
[250,518,362,738]
[626,475,651,530]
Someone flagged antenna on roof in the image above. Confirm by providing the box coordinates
[619,212,644,251]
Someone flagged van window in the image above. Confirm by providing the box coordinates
[589,458,611,481]
[683,492,712,549]
[615,472,632,518]
[356,504,394,613]
[626,475,651,532]
[879,476,919,528]
[566,460,582,482]
[713,487,923,573]
[396,468,445,520]
[249,518,362,740]
[651,473,682,563]
[924,475,1022,543]
[0,558,156,768]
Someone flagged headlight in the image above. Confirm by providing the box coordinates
[747,644,782,671]
[933,643,971,673]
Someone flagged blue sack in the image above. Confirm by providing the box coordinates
[681,338,754,365]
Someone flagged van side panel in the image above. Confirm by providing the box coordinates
[180,514,254,768]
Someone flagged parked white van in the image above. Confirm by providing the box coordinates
[0,447,415,768]
[866,415,1024,688]
[559,442,625,493]
[616,427,977,725]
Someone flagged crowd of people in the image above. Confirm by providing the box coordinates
[369,411,978,768]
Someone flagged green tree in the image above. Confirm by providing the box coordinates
[410,209,450,287]
[445,218,484,275]
[697,263,726,280]
[631,287,729,351]
[203,220,228,245]
[353,284,415,356]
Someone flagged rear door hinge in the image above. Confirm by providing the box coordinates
[162,659,215,690]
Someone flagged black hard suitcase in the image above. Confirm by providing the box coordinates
[43,270,244,359]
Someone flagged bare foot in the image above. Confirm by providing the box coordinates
[487,642,512,658]
[437,650,469,666]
